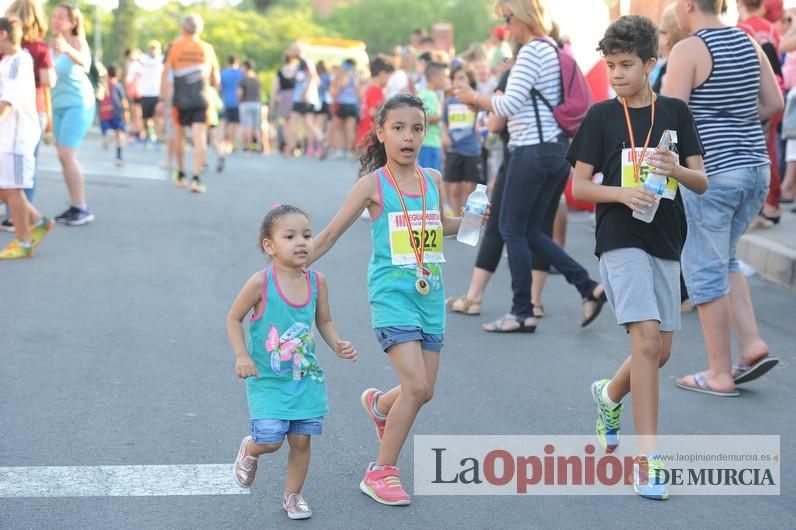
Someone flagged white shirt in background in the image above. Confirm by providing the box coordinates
[0,50,40,187]
[139,53,164,98]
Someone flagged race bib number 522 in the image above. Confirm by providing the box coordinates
[388,211,445,266]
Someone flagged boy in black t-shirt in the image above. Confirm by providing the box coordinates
[567,15,708,501]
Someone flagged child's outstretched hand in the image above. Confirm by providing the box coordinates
[235,355,259,379]
[335,340,358,362]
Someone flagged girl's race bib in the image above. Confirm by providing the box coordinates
[388,210,445,266]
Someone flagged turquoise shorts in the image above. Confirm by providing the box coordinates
[53,105,95,148]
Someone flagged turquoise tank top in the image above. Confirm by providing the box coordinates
[246,266,328,420]
[51,48,94,110]
[367,167,446,334]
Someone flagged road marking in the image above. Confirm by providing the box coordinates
[0,465,249,497]
[37,159,167,181]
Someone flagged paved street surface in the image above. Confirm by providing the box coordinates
[2,135,794,529]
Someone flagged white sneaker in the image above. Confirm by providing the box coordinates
[283,493,312,519]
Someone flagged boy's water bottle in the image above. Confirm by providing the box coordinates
[457,184,489,246]
[632,130,673,224]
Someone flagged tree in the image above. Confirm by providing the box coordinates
[109,0,138,63]
[323,0,495,55]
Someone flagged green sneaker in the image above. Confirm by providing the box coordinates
[633,454,669,500]
[591,379,623,453]
[0,239,33,259]
[31,217,55,248]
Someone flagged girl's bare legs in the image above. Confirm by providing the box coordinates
[371,343,440,466]
[285,434,311,495]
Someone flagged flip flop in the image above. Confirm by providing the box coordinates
[483,314,537,333]
[581,287,607,328]
[675,372,739,397]
[733,357,779,385]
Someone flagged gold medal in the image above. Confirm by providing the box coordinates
[384,164,431,297]
[415,277,430,295]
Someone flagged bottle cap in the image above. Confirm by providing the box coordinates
[476,184,488,192]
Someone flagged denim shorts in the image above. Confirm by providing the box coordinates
[374,326,444,353]
[681,165,769,305]
[249,417,324,444]
[599,248,681,332]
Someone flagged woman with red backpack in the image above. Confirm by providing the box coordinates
[454,0,605,333]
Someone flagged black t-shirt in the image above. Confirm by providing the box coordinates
[566,95,704,260]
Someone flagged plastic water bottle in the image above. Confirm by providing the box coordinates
[632,172,667,223]
[632,130,673,224]
[457,184,489,246]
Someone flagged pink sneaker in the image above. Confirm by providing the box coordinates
[360,388,387,440]
[359,463,411,506]
[233,435,258,487]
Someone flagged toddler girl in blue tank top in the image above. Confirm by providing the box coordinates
[226,205,357,520]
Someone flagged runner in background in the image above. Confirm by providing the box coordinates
[98,64,128,167]
[0,16,53,259]
[220,55,243,154]
[161,13,220,193]
[124,48,143,142]
[238,60,263,155]
[330,58,359,159]
[1,0,54,231]
[138,41,163,146]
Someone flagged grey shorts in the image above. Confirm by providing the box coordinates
[239,101,262,130]
[599,247,681,332]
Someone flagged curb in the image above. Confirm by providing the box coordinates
[737,233,796,290]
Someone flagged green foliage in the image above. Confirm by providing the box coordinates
[322,0,496,55]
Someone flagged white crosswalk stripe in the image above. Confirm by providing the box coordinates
[0,465,250,497]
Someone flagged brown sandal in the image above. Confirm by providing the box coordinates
[445,295,481,315]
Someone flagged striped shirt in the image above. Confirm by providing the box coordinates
[492,39,561,147]
[690,27,768,174]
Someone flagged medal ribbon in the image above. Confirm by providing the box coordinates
[622,92,656,182]
[383,164,427,276]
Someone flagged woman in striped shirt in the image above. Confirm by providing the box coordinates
[664,0,782,395]
[455,0,606,333]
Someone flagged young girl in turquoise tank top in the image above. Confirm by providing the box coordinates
[226,205,357,520]
[312,94,489,506]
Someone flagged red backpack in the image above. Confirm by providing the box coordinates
[530,39,593,138]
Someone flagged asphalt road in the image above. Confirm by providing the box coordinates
[1,137,793,529]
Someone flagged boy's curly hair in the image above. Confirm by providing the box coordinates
[597,15,659,63]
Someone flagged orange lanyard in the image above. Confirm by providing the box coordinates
[383,164,427,275]
[622,93,656,182]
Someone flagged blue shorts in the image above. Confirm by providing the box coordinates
[681,165,769,305]
[100,118,125,134]
[53,105,95,149]
[418,146,442,171]
[249,417,324,444]
[374,326,444,353]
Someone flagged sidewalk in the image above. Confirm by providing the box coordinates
[737,206,796,289]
